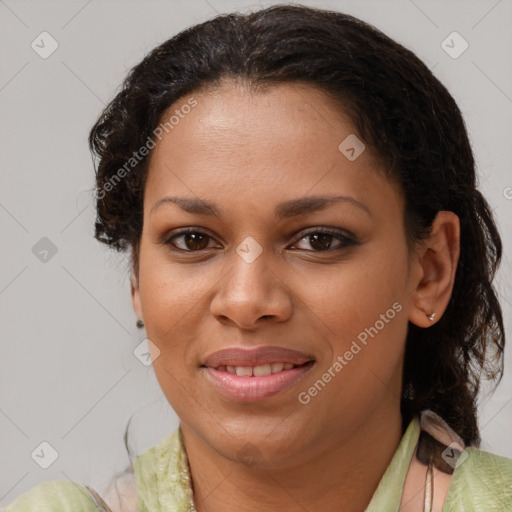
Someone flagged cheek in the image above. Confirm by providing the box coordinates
[136,257,192,383]
[293,277,408,434]
[136,245,224,382]
[301,240,409,337]
[137,255,203,413]
[138,246,211,330]
[295,237,410,394]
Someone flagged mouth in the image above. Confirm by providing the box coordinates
[201,345,315,369]
[200,347,316,402]
[204,361,312,376]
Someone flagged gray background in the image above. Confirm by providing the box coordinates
[1,0,511,505]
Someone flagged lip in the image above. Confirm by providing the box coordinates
[202,346,315,368]
[202,360,315,402]
[200,346,316,403]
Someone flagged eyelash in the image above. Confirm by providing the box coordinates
[162,227,356,253]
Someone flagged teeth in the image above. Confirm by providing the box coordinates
[253,364,272,376]
[217,362,300,376]
[271,362,284,373]
[235,366,253,377]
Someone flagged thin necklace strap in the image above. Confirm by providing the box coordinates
[423,457,434,512]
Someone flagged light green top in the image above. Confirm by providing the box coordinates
[4,416,512,511]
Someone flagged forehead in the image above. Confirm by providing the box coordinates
[143,81,400,218]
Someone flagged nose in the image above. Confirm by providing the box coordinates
[209,245,293,330]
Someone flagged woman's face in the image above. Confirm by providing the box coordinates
[132,80,420,468]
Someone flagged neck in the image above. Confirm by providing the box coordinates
[181,404,404,512]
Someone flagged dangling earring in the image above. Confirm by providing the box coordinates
[427,312,436,322]
[136,319,144,329]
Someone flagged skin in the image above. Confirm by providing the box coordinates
[131,79,460,512]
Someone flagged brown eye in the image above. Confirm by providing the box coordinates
[291,229,355,252]
[182,232,210,251]
[308,233,334,251]
[164,230,217,252]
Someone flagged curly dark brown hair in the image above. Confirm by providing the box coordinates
[89,4,504,447]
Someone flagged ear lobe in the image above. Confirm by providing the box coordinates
[408,211,460,328]
[131,274,143,322]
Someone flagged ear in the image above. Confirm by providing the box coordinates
[131,273,143,322]
[408,211,460,328]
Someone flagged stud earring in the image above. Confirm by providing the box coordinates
[427,312,436,322]
[136,319,145,329]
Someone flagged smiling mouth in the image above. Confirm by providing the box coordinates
[204,361,314,376]
[200,345,316,401]
[200,360,316,402]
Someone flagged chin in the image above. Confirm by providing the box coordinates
[201,420,312,469]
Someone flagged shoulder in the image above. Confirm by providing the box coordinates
[3,480,110,511]
[133,429,183,476]
[133,428,195,510]
[444,447,512,510]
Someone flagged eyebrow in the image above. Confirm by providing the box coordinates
[150,194,371,219]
